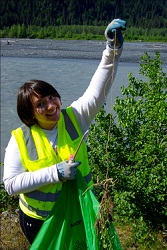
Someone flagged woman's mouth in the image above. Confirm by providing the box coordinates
[46,109,58,117]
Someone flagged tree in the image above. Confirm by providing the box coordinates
[87,52,167,245]
[1,0,167,28]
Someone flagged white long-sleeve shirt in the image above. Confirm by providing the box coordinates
[3,44,122,195]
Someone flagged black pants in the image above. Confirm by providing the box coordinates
[19,209,44,244]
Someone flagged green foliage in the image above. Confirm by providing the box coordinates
[0,24,167,42]
[87,52,167,246]
[0,183,19,212]
[125,27,167,42]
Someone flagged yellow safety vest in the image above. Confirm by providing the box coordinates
[12,106,93,220]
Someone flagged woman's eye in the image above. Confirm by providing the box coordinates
[49,95,53,99]
[37,102,43,107]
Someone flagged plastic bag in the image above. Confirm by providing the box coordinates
[30,170,122,250]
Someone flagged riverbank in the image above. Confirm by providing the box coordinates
[1,39,167,64]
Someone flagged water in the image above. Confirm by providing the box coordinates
[1,55,167,181]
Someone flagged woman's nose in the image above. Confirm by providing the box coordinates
[47,100,54,110]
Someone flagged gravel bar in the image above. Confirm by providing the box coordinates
[1,38,167,64]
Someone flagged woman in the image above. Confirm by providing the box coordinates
[3,19,126,244]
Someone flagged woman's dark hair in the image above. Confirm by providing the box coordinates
[17,80,61,127]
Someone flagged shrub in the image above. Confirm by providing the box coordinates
[87,52,167,245]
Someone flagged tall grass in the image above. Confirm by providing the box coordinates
[0,24,167,42]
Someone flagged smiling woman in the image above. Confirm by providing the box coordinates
[2,19,126,248]
[33,94,61,130]
[17,80,61,128]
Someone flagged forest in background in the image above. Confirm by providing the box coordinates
[1,0,167,29]
[1,0,167,41]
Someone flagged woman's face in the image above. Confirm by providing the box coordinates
[32,94,62,130]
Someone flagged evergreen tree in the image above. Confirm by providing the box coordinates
[1,0,167,28]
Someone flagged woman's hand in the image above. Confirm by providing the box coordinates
[56,161,81,181]
[105,18,126,48]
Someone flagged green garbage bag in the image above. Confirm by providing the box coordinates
[30,170,122,250]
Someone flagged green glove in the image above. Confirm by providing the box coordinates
[105,18,126,49]
[57,161,81,181]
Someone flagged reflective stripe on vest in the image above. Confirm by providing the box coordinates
[61,109,79,140]
[19,197,53,217]
[23,172,92,201]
